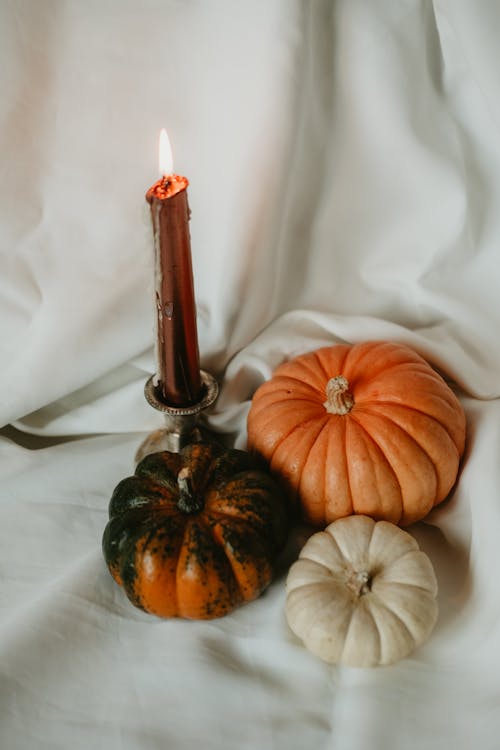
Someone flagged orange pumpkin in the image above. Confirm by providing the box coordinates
[247,341,466,527]
[102,443,288,619]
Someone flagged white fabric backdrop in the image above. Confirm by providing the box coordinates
[1,1,499,748]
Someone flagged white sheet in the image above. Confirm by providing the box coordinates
[1,1,500,748]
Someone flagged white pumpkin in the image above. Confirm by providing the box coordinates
[285,515,438,667]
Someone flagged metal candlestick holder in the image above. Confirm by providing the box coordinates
[135,370,219,463]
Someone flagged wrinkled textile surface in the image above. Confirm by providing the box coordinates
[1,2,499,748]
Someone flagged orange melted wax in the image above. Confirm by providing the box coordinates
[146,174,189,201]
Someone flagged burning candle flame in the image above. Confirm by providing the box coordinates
[159,128,173,176]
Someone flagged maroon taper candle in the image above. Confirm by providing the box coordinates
[146,168,203,407]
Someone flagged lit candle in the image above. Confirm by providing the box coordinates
[146,129,203,406]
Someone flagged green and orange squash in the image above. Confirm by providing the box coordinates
[102,443,288,619]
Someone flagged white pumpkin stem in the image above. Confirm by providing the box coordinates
[177,467,204,514]
[324,376,354,415]
[346,570,372,597]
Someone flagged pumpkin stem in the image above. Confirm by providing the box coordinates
[346,570,372,597]
[324,376,354,415]
[177,467,204,515]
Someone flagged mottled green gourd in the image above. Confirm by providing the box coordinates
[103,443,289,619]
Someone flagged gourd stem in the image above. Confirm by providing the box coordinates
[346,570,372,597]
[324,376,354,415]
[177,467,204,514]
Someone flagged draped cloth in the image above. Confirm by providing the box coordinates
[1,2,499,748]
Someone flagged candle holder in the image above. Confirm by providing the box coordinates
[135,370,219,463]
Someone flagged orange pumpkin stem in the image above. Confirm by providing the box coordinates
[324,376,354,415]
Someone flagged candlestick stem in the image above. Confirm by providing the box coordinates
[135,370,219,462]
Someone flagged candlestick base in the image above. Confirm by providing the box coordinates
[135,370,220,463]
